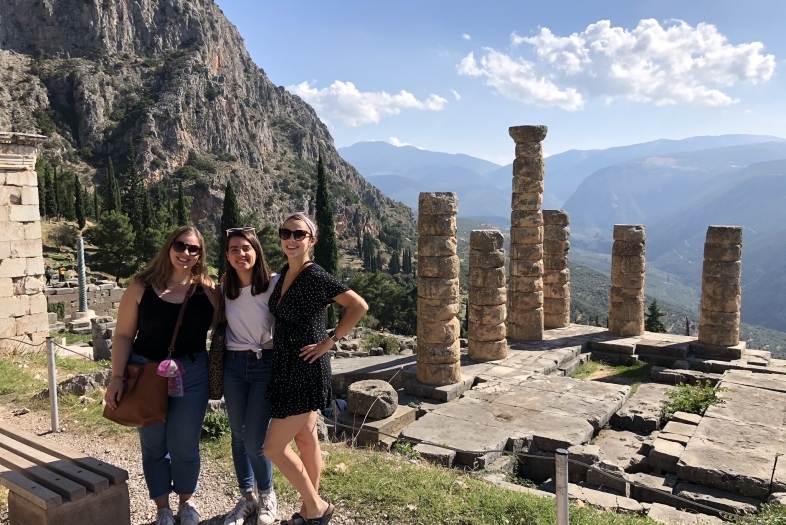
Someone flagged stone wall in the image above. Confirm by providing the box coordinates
[0,132,49,344]
[45,282,124,319]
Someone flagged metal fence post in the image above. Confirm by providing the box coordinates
[46,337,59,433]
[555,448,569,525]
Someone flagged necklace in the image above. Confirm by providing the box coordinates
[167,277,191,288]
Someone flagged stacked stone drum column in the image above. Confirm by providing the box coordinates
[543,210,571,328]
[609,225,646,336]
[417,192,461,386]
[698,226,742,346]
[468,230,507,361]
[508,125,547,341]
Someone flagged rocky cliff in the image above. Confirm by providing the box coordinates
[0,0,414,239]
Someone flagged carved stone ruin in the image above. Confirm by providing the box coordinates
[543,210,571,328]
[468,229,507,361]
[0,132,49,344]
[698,226,742,347]
[416,192,461,385]
[508,125,547,341]
[609,224,646,336]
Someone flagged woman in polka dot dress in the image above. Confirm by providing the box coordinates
[265,212,368,525]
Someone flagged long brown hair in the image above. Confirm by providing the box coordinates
[224,229,272,300]
[134,226,213,290]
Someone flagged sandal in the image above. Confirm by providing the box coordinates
[280,514,306,525]
[306,504,334,525]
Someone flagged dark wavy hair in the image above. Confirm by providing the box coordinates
[224,229,272,300]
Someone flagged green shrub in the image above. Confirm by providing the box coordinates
[49,223,79,249]
[47,302,66,321]
[217,152,237,162]
[662,381,729,420]
[392,441,420,459]
[201,411,230,441]
[362,333,400,355]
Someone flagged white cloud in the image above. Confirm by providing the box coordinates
[389,137,411,147]
[289,80,448,126]
[450,89,461,100]
[462,33,471,41]
[459,19,775,110]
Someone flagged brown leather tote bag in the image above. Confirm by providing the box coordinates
[103,284,196,428]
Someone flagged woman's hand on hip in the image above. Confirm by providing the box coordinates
[299,338,334,363]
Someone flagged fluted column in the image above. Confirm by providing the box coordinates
[698,226,742,346]
[468,230,507,361]
[543,210,570,328]
[609,225,646,336]
[508,125,547,341]
[417,192,461,386]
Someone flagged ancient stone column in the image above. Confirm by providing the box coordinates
[609,225,646,336]
[543,210,570,328]
[0,132,49,344]
[508,125,547,341]
[698,226,742,347]
[417,192,461,386]
[468,230,507,361]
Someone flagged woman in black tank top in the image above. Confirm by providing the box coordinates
[104,226,218,525]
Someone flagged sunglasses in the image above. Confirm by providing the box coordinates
[226,227,256,236]
[278,228,312,241]
[172,240,202,256]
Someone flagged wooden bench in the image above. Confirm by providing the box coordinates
[0,424,130,525]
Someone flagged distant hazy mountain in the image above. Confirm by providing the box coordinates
[339,141,500,176]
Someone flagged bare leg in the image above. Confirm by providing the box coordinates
[265,413,329,521]
[293,412,322,516]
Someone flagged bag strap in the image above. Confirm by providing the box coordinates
[167,283,197,356]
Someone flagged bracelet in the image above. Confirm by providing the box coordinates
[111,375,125,381]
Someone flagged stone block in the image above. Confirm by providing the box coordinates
[544,312,570,329]
[418,255,460,278]
[699,309,739,326]
[467,321,506,342]
[609,317,644,337]
[510,210,543,228]
[418,298,460,322]
[417,340,461,364]
[697,327,739,347]
[512,158,544,181]
[611,285,644,302]
[543,296,570,313]
[4,170,38,187]
[15,312,50,335]
[662,421,697,437]
[26,256,45,276]
[610,299,645,322]
[418,235,457,257]
[418,317,461,345]
[509,275,544,292]
[418,214,457,236]
[514,141,542,158]
[9,205,40,222]
[467,304,506,326]
[469,229,504,251]
[509,291,544,310]
[543,282,570,298]
[614,224,646,243]
[0,317,16,337]
[469,267,506,288]
[672,412,702,426]
[0,241,9,259]
[703,243,741,262]
[414,443,456,467]
[511,192,543,211]
[611,254,646,274]
[705,226,742,245]
[21,186,39,206]
[416,361,461,386]
[337,405,417,446]
[509,125,548,143]
[346,380,398,420]
[673,483,760,516]
[543,224,569,241]
[612,242,645,257]
[543,257,567,271]
[510,243,542,261]
[510,260,543,277]
[702,260,741,280]
[0,277,12,297]
[646,502,722,524]
[29,294,47,315]
[469,249,505,268]
[0,185,22,204]
[24,221,42,240]
[543,268,569,284]
[418,277,459,300]
[467,286,506,306]
[467,339,508,361]
[649,439,684,473]
[0,220,24,242]
[700,281,741,312]
[10,239,42,258]
[586,459,629,494]
[0,256,27,278]
[611,271,645,289]
[512,177,545,194]
[418,192,457,216]
[542,239,569,255]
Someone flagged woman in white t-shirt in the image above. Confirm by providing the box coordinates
[220,228,280,525]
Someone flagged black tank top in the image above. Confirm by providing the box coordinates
[132,285,214,361]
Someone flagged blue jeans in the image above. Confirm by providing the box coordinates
[223,350,274,494]
[131,351,209,500]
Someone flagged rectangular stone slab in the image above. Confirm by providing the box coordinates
[672,412,702,426]
[336,405,416,446]
[611,383,670,432]
[588,338,637,355]
[647,502,723,524]
[721,369,786,394]
[658,433,691,446]
[662,421,697,437]
[673,483,760,516]
[635,338,689,358]
[649,439,684,473]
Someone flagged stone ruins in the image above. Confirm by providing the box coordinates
[468,229,507,362]
[609,225,647,337]
[698,226,742,348]
[542,210,570,329]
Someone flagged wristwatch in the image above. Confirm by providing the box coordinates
[327,329,341,343]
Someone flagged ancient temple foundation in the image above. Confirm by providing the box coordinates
[543,210,571,328]
[508,125,547,341]
[698,226,742,347]
[416,192,461,385]
[0,132,49,344]
[608,225,646,337]
[468,230,507,361]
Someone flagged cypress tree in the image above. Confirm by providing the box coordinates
[388,250,400,274]
[37,172,46,217]
[313,156,340,327]
[53,166,60,219]
[124,144,144,233]
[644,299,667,333]
[93,187,100,220]
[103,158,122,214]
[176,181,190,226]
[684,316,691,336]
[219,179,241,274]
[356,233,362,257]
[74,176,85,230]
[45,167,56,219]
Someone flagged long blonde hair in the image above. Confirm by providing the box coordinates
[134,226,213,290]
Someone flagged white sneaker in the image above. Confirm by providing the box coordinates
[155,508,176,525]
[223,496,258,525]
[178,500,201,525]
[257,490,278,525]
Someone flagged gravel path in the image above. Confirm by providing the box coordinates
[0,405,355,525]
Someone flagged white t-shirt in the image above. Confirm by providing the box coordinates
[224,274,280,353]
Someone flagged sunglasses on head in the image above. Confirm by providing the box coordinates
[278,228,312,241]
[172,240,202,256]
[226,227,256,236]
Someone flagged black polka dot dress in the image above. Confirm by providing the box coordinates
[266,263,349,419]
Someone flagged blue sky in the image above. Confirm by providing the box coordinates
[215,0,786,164]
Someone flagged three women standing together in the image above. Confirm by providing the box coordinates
[105,213,368,525]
